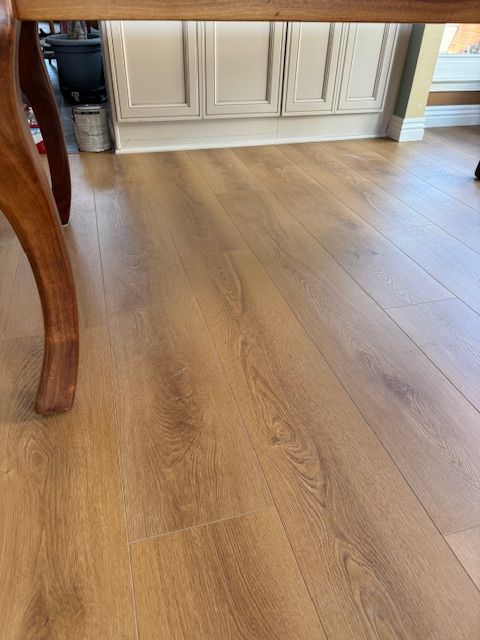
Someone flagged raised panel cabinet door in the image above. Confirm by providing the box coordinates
[106,21,200,121]
[283,23,343,115]
[337,23,399,112]
[204,21,286,117]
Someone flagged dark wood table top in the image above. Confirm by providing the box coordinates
[14,0,480,23]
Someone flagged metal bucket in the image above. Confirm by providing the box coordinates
[72,104,111,152]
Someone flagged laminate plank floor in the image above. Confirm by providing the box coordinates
[1,127,480,639]
[388,298,480,411]
[89,154,270,541]
[225,145,451,309]
[308,138,480,253]
[357,137,480,210]
[185,147,480,534]
[131,509,327,640]
[410,128,480,176]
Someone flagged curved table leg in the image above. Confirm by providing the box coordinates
[0,1,78,414]
[19,20,72,225]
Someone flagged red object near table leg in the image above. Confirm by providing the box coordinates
[0,0,79,414]
[19,20,72,225]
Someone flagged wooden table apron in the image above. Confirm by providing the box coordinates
[0,0,477,414]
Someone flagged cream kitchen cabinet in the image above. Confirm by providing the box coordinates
[283,22,399,116]
[337,23,399,112]
[106,20,286,121]
[105,20,201,121]
[283,22,343,115]
[103,21,409,152]
[204,21,286,117]
[106,21,400,122]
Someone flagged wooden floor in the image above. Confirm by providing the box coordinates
[1,126,480,639]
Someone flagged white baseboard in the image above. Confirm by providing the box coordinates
[115,131,385,154]
[112,111,393,154]
[387,115,425,142]
[425,105,480,128]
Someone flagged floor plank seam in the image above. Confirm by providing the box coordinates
[89,158,141,640]
[151,164,331,638]
[430,128,480,161]
[447,523,480,538]
[279,140,480,257]
[233,148,465,338]
[2,129,479,637]
[366,225,480,318]
[410,142,477,178]
[129,505,275,546]
[358,140,480,208]
[325,141,480,256]
[385,309,480,419]
[208,165,480,587]
[239,144,480,499]
[272,143,427,230]
[383,296,457,311]
[274,144,480,313]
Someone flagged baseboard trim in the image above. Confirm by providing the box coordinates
[425,104,480,128]
[387,115,425,142]
[115,131,385,154]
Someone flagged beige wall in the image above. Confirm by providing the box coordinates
[403,24,444,118]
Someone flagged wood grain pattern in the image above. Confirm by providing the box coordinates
[429,126,480,160]
[446,526,480,591]
[1,132,480,636]
[388,298,480,411]
[0,232,19,337]
[14,0,480,23]
[383,224,480,315]
[0,328,136,638]
[88,153,270,541]
[188,148,265,194]
[131,509,327,640]
[0,166,22,347]
[142,151,480,639]
[357,138,480,211]
[211,183,480,535]
[0,0,78,413]
[275,143,427,231]
[205,145,450,309]
[321,140,480,253]
[414,129,480,177]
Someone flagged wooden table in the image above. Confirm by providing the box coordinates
[1,1,478,414]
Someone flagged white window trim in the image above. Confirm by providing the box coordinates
[431,53,480,92]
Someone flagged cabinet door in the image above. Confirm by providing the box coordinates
[107,21,200,121]
[283,23,343,115]
[337,23,398,112]
[205,21,286,117]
